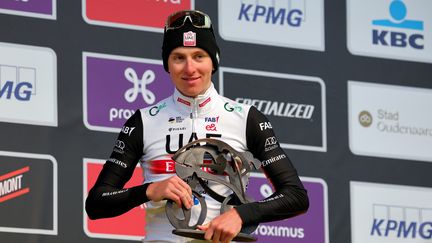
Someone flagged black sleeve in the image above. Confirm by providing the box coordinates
[234,106,309,225]
[85,110,151,219]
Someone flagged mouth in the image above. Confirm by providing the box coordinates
[182,76,200,82]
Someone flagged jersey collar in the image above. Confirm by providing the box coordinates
[173,83,217,116]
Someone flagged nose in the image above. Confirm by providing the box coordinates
[184,57,196,74]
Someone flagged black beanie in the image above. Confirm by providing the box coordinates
[162,18,220,73]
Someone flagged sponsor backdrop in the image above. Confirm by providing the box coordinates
[0,0,430,243]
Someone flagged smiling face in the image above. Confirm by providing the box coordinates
[167,47,213,97]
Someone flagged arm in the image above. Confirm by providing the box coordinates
[235,106,309,225]
[85,110,149,219]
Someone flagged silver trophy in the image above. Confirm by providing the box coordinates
[165,138,261,242]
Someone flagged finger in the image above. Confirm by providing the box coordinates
[204,225,214,241]
[212,227,221,243]
[197,224,208,231]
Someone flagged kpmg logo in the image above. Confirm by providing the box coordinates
[248,173,328,243]
[219,0,325,51]
[0,151,57,235]
[347,0,432,63]
[349,81,432,163]
[82,0,194,32]
[370,204,432,240]
[220,67,326,152]
[0,42,57,127]
[83,52,173,132]
[0,65,36,101]
[0,0,56,19]
[351,181,432,243]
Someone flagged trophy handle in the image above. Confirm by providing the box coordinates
[165,190,207,229]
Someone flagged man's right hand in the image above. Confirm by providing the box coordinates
[146,175,193,209]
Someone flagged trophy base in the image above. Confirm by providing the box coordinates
[173,229,257,242]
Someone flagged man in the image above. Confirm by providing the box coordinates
[86,10,309,243]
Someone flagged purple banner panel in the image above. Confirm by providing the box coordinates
[247,173,328,243]
[0,0,53,16]
[84,53,174,132]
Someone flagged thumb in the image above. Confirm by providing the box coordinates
[197,224,209,231]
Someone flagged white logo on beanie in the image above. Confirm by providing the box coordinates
[183,31,196,46]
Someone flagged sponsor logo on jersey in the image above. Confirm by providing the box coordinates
[0,151,57,235]
[83,0,194,32]
[351,181,432,243]
[168,116,184,124]
[220,67,326,152]
[248,174,328,243]
[218,0,325,51]
[83,52,173,132]
[121,126,136,136]
[0,42,57,127]
[0,0,56,19]
[349,81,432,162]
[347,0,432,63]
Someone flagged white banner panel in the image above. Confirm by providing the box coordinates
[348,81,432,162]
[351,181,432,243]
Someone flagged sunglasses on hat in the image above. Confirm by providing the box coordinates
[165,10,212,30]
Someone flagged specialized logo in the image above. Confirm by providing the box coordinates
[248,174,328,243]
[237,98,315,119]
[84,52,173,132]
[349,81,432,163]
[220,67,326,152]
[0,0,56,19]
[351,181,432,243]
[83,0,194,32]
[0,166,30,203]
[218,0,325,51]
[83,159,145,240]
[0,42,57,127]
[347,0,432,63]
[0,151,57,235]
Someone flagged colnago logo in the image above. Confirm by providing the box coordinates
[219,0,325,51]
[370,204,432,239]
[0,166,30,203]
[236,98,315,119]
[84,52,173,132]
[0,64,36,101]
[372,0,424,50]
[347,0,432,63]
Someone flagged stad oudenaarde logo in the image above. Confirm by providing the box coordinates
[83,52,173,132]
[347,0,432,63]
[349,81,432,163]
